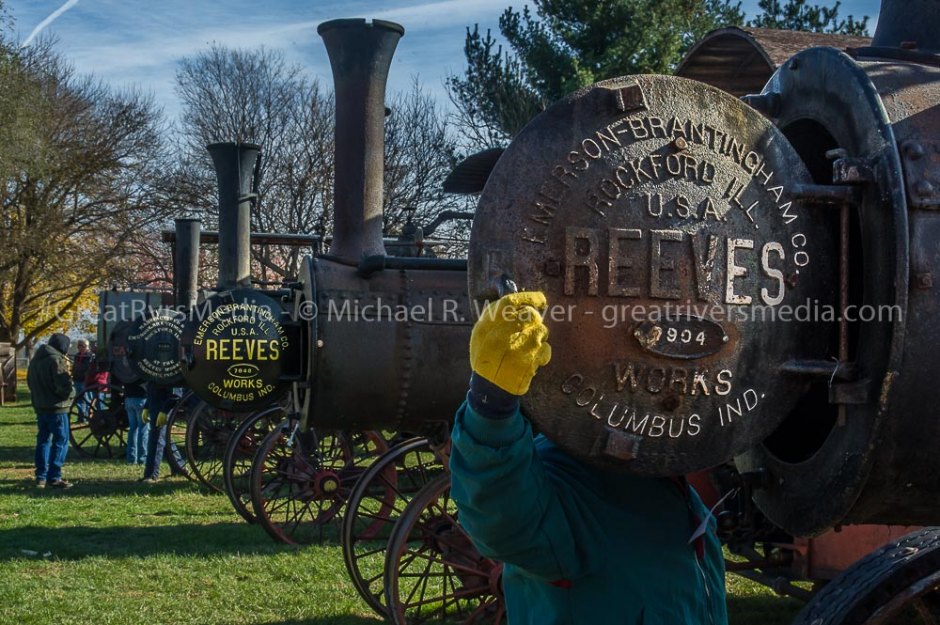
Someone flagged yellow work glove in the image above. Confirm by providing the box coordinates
[156,412,168,427]
[470,291,552,396]
[141,409,149,424]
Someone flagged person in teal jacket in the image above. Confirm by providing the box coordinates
[449,292,728,625]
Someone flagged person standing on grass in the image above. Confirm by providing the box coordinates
[71,339,94,423]
[123,379,149,466]
[27,333,76,489]
[141,381,176,483]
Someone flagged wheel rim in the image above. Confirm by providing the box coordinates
[250,426,386,545]
[163,392,194,479]
[385,474,505,625]
[342,437,447,617]
[68,385,126,458]
[185,402,245,492]
[222,406,286,524]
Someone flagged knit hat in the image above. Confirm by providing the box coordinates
[48,333,71,355]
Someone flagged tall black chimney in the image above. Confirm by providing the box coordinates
[318,18,404,261]
[173,218,201,309]
[207,142,260,288]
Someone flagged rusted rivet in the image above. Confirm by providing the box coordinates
[672,137,688,151]
[785,273,799,288]
[903,141,925,160]
[543,259,562,277]
[914,180,936,198]
[613,83,647,112]
[915,272,933,289]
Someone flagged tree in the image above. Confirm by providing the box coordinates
[449,0,869,144]
[174,45,470,276]
[0,38,169,349]
[748,0,868,35]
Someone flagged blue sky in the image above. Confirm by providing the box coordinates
[5,0,881,122]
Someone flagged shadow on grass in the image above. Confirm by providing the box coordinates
[0,476,197,497]
[728,593,804,625]
[0,521,345,560]
[253,619,384,625]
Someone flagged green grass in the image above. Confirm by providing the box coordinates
[0,388,802,624]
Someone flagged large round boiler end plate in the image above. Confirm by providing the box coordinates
[469,75,838,475]
[180,289,293,410]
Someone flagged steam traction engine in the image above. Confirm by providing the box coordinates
[115,1,940,622]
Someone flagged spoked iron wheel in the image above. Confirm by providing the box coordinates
[185,402,247,492]
[249,424,387,545]
[384,474,504,625]
[163,392,195,480]
[793,527,940,625]
[342,437,448,617]
[68,384,127,458]
[222,405,286,524]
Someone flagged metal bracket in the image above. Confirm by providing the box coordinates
[900,140,940,209]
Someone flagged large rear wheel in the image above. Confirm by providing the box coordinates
[222,405,286,523]
[792,527,940,625]
[384,474,504,625]
[342,437,447,616]
[68,384,127,458]
[249,424,386,545]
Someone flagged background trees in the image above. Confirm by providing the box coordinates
[0,37,169,349]
[448,0,870,145]
[173,46,470,278]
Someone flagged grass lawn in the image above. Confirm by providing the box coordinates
[0,389,803,624]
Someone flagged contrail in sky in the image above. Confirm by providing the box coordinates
[21,0,81,47]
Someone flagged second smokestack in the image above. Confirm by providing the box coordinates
[318,18,404,262]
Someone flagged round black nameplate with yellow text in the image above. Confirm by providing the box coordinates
[179,289,291,410]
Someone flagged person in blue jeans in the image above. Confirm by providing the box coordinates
[141,382,183,483]
[123,380,149,465]
[449,292,728,625]
[27,333,76,489]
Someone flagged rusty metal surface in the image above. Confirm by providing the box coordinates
[870,0,940,53]
[735,47,915,537]
[676,27,869,97]
[319,19,402,261]
[161,230,321,248]
[842,60,940,528]
[173,218,201,310]
[208,142,260,289]
[469,74,839,475]
[443,148,506,195]
[0,343,16,405]
[300,257,473,431]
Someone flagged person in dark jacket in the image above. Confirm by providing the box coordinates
[449,292,728,625]
[71,339,94,423]
[27,333,76,489]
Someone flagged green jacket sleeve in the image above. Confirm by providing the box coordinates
[449,400,602,582]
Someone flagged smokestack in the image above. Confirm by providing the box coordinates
[318,18,404,261]
[871,0,940,53]
[173,218,201,309]
[207,142,261,288]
